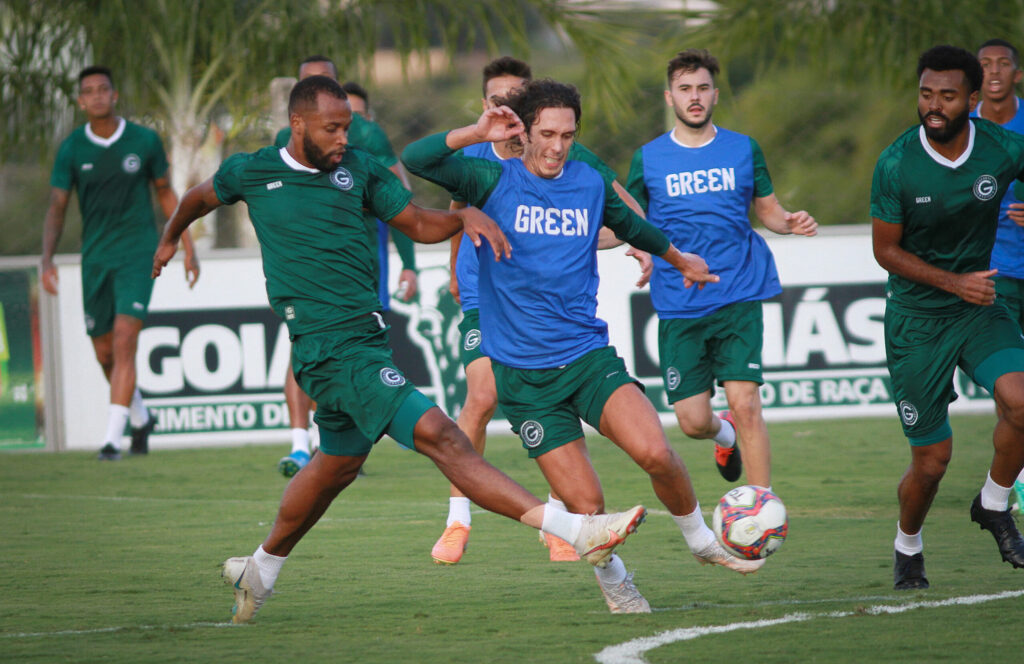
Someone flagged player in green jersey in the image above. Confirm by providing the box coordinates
[152,75,648,623]
[41,65,200,461]
[272,55,418,478]
[871,45,1024,589]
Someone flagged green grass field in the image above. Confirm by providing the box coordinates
[2,415,1022,663]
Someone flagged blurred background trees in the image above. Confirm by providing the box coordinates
[3,0,1023,255]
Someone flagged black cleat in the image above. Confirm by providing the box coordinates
[893,551,929,590]
[97,443,122,461]
[970,493,1024,568]
[714,412,742,482]
[129,409,156,455]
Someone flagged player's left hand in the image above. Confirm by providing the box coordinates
[786,210,817,236]
[396,268,418,302]
[625,247,652,288]
[183,250,200,289]
[1009,202,1024,227]
[152,239,178,279]
[460,206,511,261]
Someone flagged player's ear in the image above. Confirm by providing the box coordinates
[968,89,979,113]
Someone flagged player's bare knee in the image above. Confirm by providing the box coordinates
[633,443,677,476]
[677,413,715,439]
[422,419,474,459]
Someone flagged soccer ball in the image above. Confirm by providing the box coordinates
[712,485,788,560]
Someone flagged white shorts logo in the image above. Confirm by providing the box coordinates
[330,167,354,191]
[122,154,141,173]
[899,400,919,426]
[973,174,997,201]
[379,367,406,387]
[463,329,481,351]
[666,366,681,391]
[520,420,545,448]
[84,315,95,332]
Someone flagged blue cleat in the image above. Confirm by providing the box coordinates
[277,449,310,478]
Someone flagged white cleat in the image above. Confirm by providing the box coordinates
[573,505,647,568]
[692,539,766,575]
[222,556,270,624]
[597,572,651,614]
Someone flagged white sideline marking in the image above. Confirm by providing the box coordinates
[594,590,1024,664]
[1,622,234,639]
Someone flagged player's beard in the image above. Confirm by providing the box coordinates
[919,106,970,144]
[302,131,342,172]
[675,103,714,130]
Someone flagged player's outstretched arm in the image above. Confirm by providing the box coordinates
[754,194,817,236]
[154,175,201,288]
[444,106,524,152]
[873,217,996,305]
[387,203,511,261]
[153,178,223,279]
[661,246,719,290]
[40,187,70,295]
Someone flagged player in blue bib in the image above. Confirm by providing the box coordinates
[626,49,817,491]
[405,78,766,614]
[972,39,1024,510]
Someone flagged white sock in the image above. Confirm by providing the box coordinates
[541,505,582,545]
[980,472,1012,511]
[104,405,130,448]
[593,553,627,586]
[290,428,310,454]
[447,497,472,527]
[253,545,286,591]
[894,522,923,555]
[713,415,736,447]
[673,504,716,551]
[128,389,149,428]
[547,494,568,512]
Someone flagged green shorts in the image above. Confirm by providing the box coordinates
[492,345,640,458]
[885,304,1024,445]
[80,254,154,337]
[458,308,486,368]
[995,276,1024,331]
[291,314,434,456]
[659,299,765,402]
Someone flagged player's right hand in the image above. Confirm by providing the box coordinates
[954,269,997,305]
[152,240,179,279]
[40,261,58,295]
[475,106,525,144]
[677,252,719,290]
[460,206,512,262]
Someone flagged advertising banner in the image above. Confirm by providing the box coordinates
[0,266,45,449]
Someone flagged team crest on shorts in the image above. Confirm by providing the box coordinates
[84,315,95,332]
[898,400,919,426]
[520,420,545,448]
[463,329,481,351]
[666,366,681,391]
[122,154,141,173]
[379,367,406,387]
[973,174,997,201]
[330,167,354,191]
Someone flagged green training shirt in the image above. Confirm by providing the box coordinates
[274,113,397,167]
[871,119,1024,316]
[213,145,413,335]
[50,118,168,262]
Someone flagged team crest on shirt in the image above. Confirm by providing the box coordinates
[973,174,997,201]
[898,400,919,426]
[520,420,545,448]
[463,329,481,351]
[666,366,681,391]
[122,154,141,173]
[330,167,354,191]
[379,367,406,387]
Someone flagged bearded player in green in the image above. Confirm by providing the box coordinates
[872,45,1024,590]
[42,66,200,460]
[152,75,647,623]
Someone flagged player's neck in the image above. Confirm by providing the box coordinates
[671,122,716,147]
[925,126,971,162]
[493,139,521,160]
[977,95,1018,125]
[87,115,121,139]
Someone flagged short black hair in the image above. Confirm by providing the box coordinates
[917,45,983,93]
[299,55,337,79]
[667,49,719,86]
[504,78,581,134]
[978,38,1020,68]
[288,75,347,115]
[78,65,114,89]
[341,81,369,105]
[482,56,532,96]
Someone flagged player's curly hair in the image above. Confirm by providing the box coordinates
[503,78,581,134]
[288,75,347,115]
[917,45,983,93]
[667,49,719,85]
